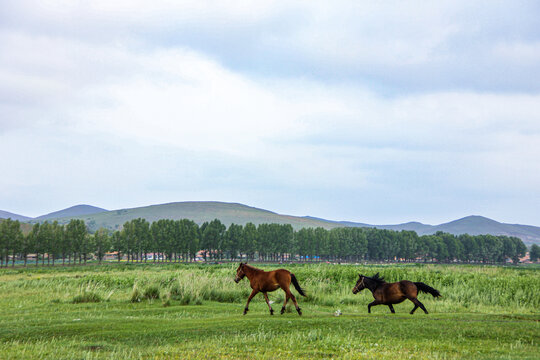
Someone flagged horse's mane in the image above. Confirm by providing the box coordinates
[368,273,386,285]
[242,263,263,272]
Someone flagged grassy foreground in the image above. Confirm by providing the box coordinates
[0,263,538,359]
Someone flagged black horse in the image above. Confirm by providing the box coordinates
[352,273,441,314]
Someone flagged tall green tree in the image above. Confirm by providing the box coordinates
[59,221,72,265]
[0,219,23,267]
[29,223,40,266]
[111,231,125,262]
[277,224,294,262]
[511,237,527,264]
[294,228,312,261]
[134,218,151,262]
[20,232,34,266]
[122,220,135,262]
[242,222,257,261]
[224,224,243,260]
[37,222,53,266]
[530,244,540,262]
[458,234,477,263]
[93,228,111,264]
[182,219,199,262]
[50,221,63,266]
[65,219,87,265]
[398,230,418,261]
[201,219,225,261]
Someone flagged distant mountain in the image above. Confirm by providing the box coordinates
[341,215,540,245]
[0,210,32,222]
[16,202,540,245]
[362,221,434,234]
[433,215,509,235]
[35,205,108,220]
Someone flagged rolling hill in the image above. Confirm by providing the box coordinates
[38,202,341,231]
[35,205,108,220]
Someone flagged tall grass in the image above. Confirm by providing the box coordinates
[72,290,103,304]
[0,263,538,313]
[143,285,160,300]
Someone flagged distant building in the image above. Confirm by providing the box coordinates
[143,253,164,261]
[519,252,531,264]
[104,252,123,261]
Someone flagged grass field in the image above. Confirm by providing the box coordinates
[0,263,538,359]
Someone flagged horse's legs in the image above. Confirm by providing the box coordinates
[388,304,395,314]
[367,300,382,313]
[263,292,274,315]
[285,288,302,316]
[415,298,428,314]
[244,289,258,315]
[281,292,290,315]
[409,298,428,314]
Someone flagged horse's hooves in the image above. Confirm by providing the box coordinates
[270,310,274,315]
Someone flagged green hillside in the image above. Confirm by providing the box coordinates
[45,201,341,232]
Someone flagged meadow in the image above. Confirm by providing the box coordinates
[0,263,538,359]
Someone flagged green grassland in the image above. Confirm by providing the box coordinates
[0,263,538,359]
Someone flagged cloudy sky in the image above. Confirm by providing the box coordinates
[1,1,539,225]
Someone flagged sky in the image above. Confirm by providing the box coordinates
[1,1,540,225]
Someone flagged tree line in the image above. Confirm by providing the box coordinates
[0,217,532,267]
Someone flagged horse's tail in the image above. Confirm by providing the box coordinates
[290,273,306,297]
[414,282,441,297]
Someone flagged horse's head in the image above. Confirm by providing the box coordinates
[234,262,247,283]
[352,274,366,294]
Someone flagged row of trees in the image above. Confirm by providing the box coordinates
[0,217,532,267]
[0,219,99,266]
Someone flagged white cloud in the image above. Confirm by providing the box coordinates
[1,1,540,224]
[3,1,539,92]
[493,41,540,66]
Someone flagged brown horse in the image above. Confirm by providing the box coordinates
[234,263,306,316]
[352,273,441,314]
